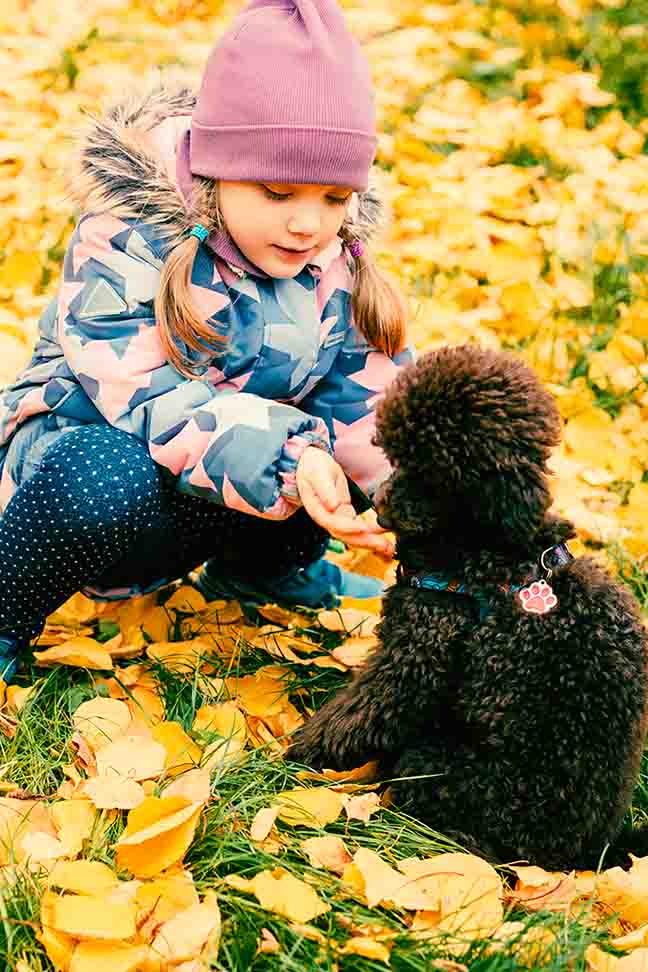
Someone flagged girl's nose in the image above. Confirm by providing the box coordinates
[287,205,322,237]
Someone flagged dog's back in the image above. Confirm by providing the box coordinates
[430,554,648,868]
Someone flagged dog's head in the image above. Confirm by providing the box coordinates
[374,345,561,547]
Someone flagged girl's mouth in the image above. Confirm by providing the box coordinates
[273,244,314,261]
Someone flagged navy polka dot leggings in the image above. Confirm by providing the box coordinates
[0,425,327,646]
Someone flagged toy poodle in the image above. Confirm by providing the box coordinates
[289,344,648,870]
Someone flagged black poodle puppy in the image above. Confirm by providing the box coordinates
[289,345,648,870]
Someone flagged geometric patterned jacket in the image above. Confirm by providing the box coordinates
[0,87,412,595]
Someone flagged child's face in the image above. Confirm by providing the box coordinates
[218,181,353,278]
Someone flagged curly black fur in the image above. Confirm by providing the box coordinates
[289,345,648,870]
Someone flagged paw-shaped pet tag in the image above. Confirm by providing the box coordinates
[516,579,558,615]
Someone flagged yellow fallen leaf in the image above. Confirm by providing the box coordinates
[5,684,34,712]
[50,800,97,859]
[309,655,349,671]
[21,831,68,862]
[245,716,284,755]
[0,250,41,289]
[349,848,439,910]
[136,870,199,928]
[612,924,648,951]
[33,638,113,671]
[261,700,304,741]
[338,596,384,615]
[49,593,100,627]
[318,608,379,638]
[49,860,119,896]
[343,792,381,823]
[72,697,131,752]
[95,735,167,782]
[164,585,207,613]
[69,941,149,972]
[204,599,244,624]
[257,928,281,954]
[256,604,310,626]
[597,857,648,927]
[115,796,203,878]
[287,922,327,943]
[226,868,329,923]
[49,893,137,941]
[163,768,211,804]
[301,835,352,874]
[564,408,614,465]
[83,777,145,810]
[224,667,294,717]
[610,950,648,971]
[126,685,165,727]
[299,761,379,785]
[150,891,221,963]
[37,625,96,649]
[194,702,248,771]
[136,606,172,644]
[151,721,202,776]
[331,636,379,667]
[193,701,246,741]
[0,798,53,865]
[585,946,648,971]
[104,633,142,661]
[252,628,318,663]
[203,735,246,773]
[275,787,344,827]
[586,944,619,972]
[489,921,557,966]
[146,640,212,674]
[403,853,503,941]
[507,864,579,913]
[339,936,392,963]
[37,922,76,972]
[250,806,280,843]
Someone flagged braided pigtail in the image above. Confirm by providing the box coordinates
[339,221,407,358]
[155,176,225,378]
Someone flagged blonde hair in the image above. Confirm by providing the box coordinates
[155,177,407,377]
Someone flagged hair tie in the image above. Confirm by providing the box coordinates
[348,238,364,259]
[190,224,209,243]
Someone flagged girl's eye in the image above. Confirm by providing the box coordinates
[328,195,351,205]
[262,186,292,201]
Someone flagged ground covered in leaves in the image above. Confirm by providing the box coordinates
[1,0,648,969]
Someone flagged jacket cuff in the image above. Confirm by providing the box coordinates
[278,429,332,504]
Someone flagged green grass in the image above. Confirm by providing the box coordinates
[0,626,644,971]
[0,668,97,794]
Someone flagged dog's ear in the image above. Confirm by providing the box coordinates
[477,465,553,546]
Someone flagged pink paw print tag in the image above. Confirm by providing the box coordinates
[516,579,558,615]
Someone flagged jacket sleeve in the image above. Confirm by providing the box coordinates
[299,325,414,498]
[57,214,331,519]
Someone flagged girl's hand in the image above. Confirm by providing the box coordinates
[296,447,394,559]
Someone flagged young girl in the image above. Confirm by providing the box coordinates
[0,0,411,682]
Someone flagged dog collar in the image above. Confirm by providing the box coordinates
[398,541,573,620]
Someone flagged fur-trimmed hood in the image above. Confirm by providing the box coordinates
[67,84,384,256]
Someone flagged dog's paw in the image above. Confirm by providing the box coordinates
[516,579,558,615]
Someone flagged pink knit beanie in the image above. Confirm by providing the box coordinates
[188,0,377,192]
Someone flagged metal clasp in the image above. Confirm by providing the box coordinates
[540,546,554,580]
